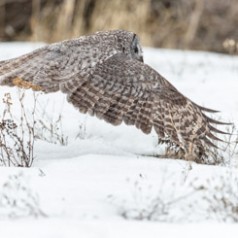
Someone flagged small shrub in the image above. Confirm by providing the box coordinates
[109,173,198,222]
[34,104,68,146]
[191,171,238,222]
[0,91,70,167]
[0,92,36,167]
[0,172,46,218]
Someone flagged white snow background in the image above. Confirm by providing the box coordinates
[0,43,238,237]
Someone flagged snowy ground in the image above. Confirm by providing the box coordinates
[0,43,238,237]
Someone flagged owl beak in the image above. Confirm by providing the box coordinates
[139,56,144,63]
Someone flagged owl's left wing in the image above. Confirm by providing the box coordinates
[0,37,112,92]
[61,53,227,155]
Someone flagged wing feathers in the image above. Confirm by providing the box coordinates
[122,98,139,125]
[134,96,153,134]
[0,48,47,87]
[61,54,229,161]
[208,124,230,135]
[203,114,232,125]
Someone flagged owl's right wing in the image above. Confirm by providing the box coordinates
[61,53,227,155]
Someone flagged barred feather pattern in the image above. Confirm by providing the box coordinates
[0,30,230,163]
[61,54,229,163]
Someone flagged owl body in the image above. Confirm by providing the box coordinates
[0,30,229,163]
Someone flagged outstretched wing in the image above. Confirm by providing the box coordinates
[61,53,227,158]
[0,36,113,92]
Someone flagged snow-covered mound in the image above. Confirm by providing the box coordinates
[0,43,238,238]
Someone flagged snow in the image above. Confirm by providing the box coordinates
[0,42,238,238]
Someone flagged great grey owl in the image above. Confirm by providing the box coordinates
[0,30,229,162]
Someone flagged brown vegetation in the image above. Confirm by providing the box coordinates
[0,0,238,53]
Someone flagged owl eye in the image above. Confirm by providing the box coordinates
[134,46,139,54]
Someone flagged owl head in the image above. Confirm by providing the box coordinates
[95,29,144,62]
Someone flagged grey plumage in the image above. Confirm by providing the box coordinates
[0,30,229,163]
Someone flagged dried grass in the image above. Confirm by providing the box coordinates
[1,0,238,53]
